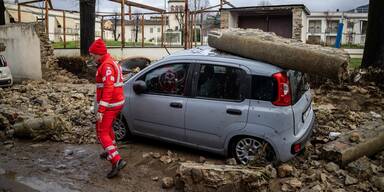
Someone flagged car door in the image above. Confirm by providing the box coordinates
[128,62,192,142]
[185,62,251,150]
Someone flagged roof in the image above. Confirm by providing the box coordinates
[222,4,310,15]
[347,4,369,13]
[162,46,281,76]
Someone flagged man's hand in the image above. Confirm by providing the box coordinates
[97,112,103,122]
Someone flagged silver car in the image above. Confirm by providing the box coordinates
[0,55,13,87]
[114,46,315,164]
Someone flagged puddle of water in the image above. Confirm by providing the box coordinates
[16,176,79,192]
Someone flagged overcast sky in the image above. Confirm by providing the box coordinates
[9,0,369,12]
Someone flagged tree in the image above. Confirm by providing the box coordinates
[0,0,5,25]
[362,0,384,69]
[80,0,96,56]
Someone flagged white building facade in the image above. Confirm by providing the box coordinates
[306,12,368,46]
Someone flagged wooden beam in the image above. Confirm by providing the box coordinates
[45,0,49,34]
[18,0,44,6]
[18,4,21,23]
[220,0,223,9]
[141,14,144,48]
[63,11,66,48]
[101,16,104,40]
[194,13,197,47]
[200,12,203,46]
[129,5,132,20]
[193,2,229,13]
[109,0,165,13]
[121,0,125,48]
[223,0,235,8]
[184,0,189,49]
[48,0,53,9]
[161,13,164,47]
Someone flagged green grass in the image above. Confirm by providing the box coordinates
[350,58,362,69]
[341,44,365,49]
[53,40,156,48]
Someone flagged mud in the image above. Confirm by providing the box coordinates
[0,139,224,192]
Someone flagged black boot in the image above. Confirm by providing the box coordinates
[107,159,127,179]
[99,151,108,160]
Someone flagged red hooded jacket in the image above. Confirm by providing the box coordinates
[95,53,125,113]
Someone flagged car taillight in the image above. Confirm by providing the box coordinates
[272,72,292,106]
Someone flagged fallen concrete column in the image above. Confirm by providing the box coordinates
[321,121,384,166]
[208,29,350,81]
[178,162,271,192]
[12,116,63,141]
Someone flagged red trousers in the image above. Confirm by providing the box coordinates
[96,109,122,165]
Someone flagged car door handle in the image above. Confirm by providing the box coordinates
[170,102,183,108]
[227,109,242,115]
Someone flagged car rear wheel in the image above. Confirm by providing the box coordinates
[230,137,275,165]
[113,113,131,141]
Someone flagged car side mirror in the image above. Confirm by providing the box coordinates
[133,80,147,95]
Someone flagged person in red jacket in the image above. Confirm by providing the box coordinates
[89,39,127,178]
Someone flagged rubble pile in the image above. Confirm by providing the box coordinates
[0,80,96,144]
[35,23,88,84]
[260,82,384,192]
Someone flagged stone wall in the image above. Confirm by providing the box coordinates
[292,8,303,41]
[0,23,42,80]
[220,10,230,29]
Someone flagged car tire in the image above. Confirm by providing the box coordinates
[230,136,276,165]
[113,113,133,141]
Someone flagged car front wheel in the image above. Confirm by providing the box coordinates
[113,113,131,141]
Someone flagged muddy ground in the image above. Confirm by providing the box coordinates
[0,138,224,192]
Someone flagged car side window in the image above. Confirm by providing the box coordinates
[138,63,189,96]
[197,64,245,101]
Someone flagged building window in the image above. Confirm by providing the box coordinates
[157,28,160,33]
[150,28,153,33]
[326,20,339,33]
[361,20,368,34]
[308,20,321,33]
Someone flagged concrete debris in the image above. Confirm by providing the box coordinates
[0,80,96,144]
[345,175,359,185]
[349,132,361,143]
[321,122,384,165]
[198,156,206,163]
[325,162,340,172]
[329,132,341,140]
[286,178,302,189]
[370,111,382,119]
[161,177,174,189]
[372,176,384,190]
[277,164,294,178]
[225,158,237,165]
[178,162,270,192]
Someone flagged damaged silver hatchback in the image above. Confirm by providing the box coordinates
[113,47,315,164]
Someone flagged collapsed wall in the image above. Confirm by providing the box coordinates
[0,23,42,80]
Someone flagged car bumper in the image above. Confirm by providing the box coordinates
[0,78,12,87]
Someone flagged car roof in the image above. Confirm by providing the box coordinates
[161,46,282,76]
